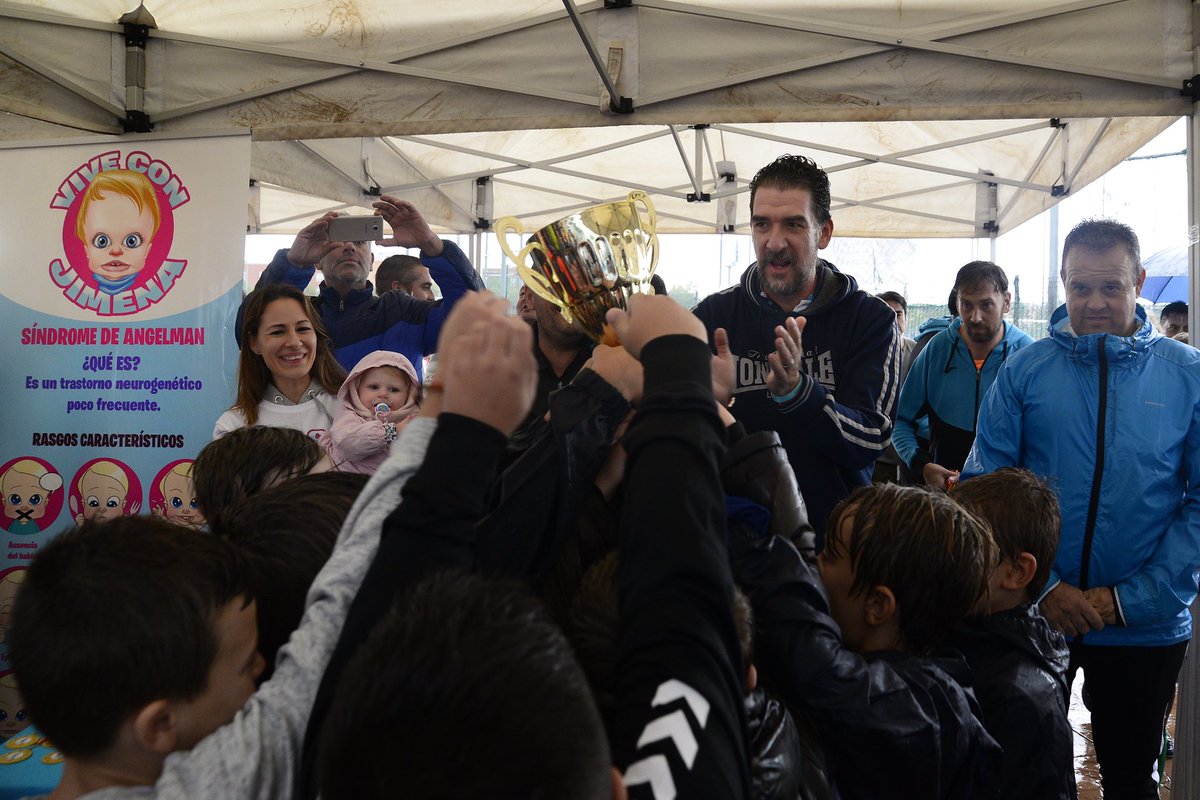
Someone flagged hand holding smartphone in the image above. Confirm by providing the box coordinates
[327,215,383,243]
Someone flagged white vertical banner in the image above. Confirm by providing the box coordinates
[0,132,247,681]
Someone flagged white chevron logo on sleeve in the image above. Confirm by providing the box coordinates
[636,710,699,766]
[622,680,712,799]
[650,679,710,727]
[623,754,677,800]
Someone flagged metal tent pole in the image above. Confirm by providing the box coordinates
[1171,5,1200,791]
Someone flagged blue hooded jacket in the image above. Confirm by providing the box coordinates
[893,317,1034,475]
[963,304,1200,646]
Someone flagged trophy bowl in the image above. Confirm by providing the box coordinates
[496,191,659,344]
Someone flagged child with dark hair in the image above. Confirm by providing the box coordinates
[9,386,440,797]
[308,294,751,800]
[568,552,756,712]
[192,425,332,526]
[214,471,370,683]
[567,552,833,800]
[949,468,1074,800]
[729,482,1001,799]
[10,517,263,788]
[321,570,612,800]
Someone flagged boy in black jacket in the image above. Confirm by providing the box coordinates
[950,468,1076,800]
[729,483,1001,799]
[312,294,751,800]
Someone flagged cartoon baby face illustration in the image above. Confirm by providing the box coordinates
[75,460,134,525]
[156,461,204,530]
[75,170,160,290]
[1,460,62,534]
[0,674,30,741]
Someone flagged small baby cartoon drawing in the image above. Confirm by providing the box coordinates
[0,673,30,741]
[1,459,63,535]
[72,459,140,526]
[75,169,160,295]
[151,460,204,530]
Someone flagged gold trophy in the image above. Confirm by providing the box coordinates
[496,191,659,345]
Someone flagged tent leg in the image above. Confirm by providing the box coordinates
[1173,68,1199,791]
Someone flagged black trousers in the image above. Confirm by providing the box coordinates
[1067,639,1189,800]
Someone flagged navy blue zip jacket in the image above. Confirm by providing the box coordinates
[237,242,482,380]
[693,260,901,543]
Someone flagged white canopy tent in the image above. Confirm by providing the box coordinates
[3,0,1200,789]
[0,0,1191,240]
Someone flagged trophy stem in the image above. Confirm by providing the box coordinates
[574,292,622,343]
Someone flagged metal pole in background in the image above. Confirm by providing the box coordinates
[1048,204,1060,311]
[1172,4,1200,792]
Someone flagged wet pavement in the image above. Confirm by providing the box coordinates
[1070,680,1175,799]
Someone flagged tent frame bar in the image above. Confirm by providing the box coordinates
[636,0,1173,111]
[561,0,633,113]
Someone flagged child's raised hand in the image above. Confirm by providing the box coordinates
[584,342,643,405]
[604,294,706,360]
[439,313,536,437]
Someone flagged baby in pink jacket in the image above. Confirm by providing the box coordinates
[327,350,422,474]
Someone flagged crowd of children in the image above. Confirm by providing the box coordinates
[6,291,1081,800]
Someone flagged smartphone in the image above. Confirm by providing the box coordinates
[327,215,383,243]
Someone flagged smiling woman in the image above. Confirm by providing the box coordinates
[213,284,346,443]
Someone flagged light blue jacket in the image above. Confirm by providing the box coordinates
[963,304,1200,646]
[893,317,1034,475]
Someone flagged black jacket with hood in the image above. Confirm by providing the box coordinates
[948,604,1076,800]
[727,531,1001,800]
[694,260,901,544]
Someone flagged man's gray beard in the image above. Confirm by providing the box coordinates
[324,262,368,291]
[758,262,811,299]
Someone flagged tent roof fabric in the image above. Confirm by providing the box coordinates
[0,1,1191,235]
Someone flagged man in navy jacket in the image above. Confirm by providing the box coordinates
[693,155,900,544]
[239,197,483,379]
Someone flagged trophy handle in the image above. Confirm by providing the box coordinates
[495,216,541,267]
[627,191,660,279]
[643,231,660,278]
[497,215,573,320]
[628,190,656,233]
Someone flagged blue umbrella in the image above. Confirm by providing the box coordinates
[1141,246,1189,304]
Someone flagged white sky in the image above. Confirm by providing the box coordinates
[246,118,1188,308]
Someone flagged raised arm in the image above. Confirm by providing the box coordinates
[154,415,436,799]
[295,293,534,800]
[604,296,751,799]
[371,195,484,354]
[233,214,337,348]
